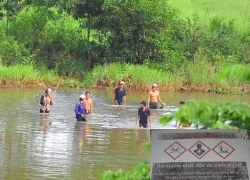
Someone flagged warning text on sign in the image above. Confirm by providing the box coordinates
[152,161,249,180]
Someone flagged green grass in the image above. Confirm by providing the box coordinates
[168,0,250,32]
[0,65,39,85]
[83,63,173,89]
[0,63,244,93]
[0,64,82,87]
[83,62,243,92]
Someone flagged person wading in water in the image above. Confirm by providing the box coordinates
[137,101,151,128]
[40,88,54,113]
[74,94,87,122]
[147,83,164,109]
[83,91,93,115]
[112,81,127,105]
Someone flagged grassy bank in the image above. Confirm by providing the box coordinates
[0,65,82,88]
[0,63,246,94]
[83,62,244,94]
[168,0,250,32]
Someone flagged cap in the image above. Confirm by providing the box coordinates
[120,81,125,85]
[152,83,158,88]
[45,88,52,93]
[140,101,147,106]
[80,94,86,99]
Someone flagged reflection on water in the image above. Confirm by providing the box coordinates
[0,88,249,179]
[40,115,51,134]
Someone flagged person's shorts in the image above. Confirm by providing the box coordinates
[40,109,49,113]
[77,117,87,122]
[115,100,123,105]
[149,102,158,109]
[139,123,148,128]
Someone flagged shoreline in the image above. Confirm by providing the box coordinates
[0,81,247,95]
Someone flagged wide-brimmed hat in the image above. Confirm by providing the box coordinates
[120,81,125,85]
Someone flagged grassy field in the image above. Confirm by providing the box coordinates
[168,0,250,32]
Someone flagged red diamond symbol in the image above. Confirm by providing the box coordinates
[188,141,210,159]
[212,140,235,159]
[164,141,186,160]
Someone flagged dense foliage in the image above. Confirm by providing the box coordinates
[0,0,249,78]
[160,101,250,129]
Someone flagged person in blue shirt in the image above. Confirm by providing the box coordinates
[74,94,86,121]
[137,101,151,128]
[112,81,127,105]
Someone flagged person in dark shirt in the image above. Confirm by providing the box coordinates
[137,101,151,128]
[112,81,127,105]
[74,94,86,121]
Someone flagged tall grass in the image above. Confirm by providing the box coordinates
[0,63,244,92]
[0,65,39,84]
[168,0,250,32]
[83,63,173,89]
[84,62,243,92]
[0,64,82,87]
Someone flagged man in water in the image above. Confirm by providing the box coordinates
[83,91,93,114]
[147,83,164,109]
[40,88,54,113]
[137,101,151,128]
[112,81,127,105]
[74,94,86,121]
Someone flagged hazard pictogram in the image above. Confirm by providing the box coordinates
[188,141,210,159]
[164,141,186,160]
[212,140,235,159]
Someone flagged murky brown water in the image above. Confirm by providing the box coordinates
[0,88,249,179]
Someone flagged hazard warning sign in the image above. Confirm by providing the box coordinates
[188,141,210,159]
[212,140,235,159]
[150,129,250,180]
[164,141,186,160]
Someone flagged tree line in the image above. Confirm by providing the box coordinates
[0,0,249,78]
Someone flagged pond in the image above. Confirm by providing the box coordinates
[0,88,249,179]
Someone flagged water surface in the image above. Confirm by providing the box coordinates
[0,88,249,179]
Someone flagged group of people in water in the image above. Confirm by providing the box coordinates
[74,91,93,122]
[39,81,165,128]
[111,81,166,128]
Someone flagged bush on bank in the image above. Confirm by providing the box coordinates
[0,2,249,77]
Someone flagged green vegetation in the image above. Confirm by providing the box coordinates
[84,62,243,93]
[168,0,250,32]
[161,101,250,129]
[0,64,82,87]
[102,161,149,180]
[0,0,249,90]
